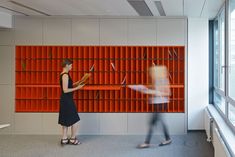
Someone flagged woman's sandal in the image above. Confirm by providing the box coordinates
[69,137,81,145]
[60,138,69,146]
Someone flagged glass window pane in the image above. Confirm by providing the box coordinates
[213,9,225,91]
[229,104,235,126]
[214,92,226,114]
[214,19,219,88]
[229,0,235,100]
[220,9,225,91]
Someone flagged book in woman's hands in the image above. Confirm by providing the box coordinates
[74,73,91,86]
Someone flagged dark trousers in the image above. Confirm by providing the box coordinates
[145,105,170,144]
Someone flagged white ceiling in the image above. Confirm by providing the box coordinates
[0,0,225,19]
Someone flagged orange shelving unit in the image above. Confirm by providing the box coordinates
[15,46,185,113]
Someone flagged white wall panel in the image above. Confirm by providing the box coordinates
[72,18,99,45]
[15,17,43,45]
[0,29,13,45]
[100,113,127,135]
[0,46,13,84]
[188,18,208,130]
[0,12,12,28]
[42,113,60,135]
[128,19,156,45]
[127,113,185,135]
[14,113,42,134]
[43,18,71,45]
[0,85,13,134]
[100,19,127,45]
[157,18,185,45]
[78,113,100,135]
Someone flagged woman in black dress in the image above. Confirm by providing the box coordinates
[59,59,84,145]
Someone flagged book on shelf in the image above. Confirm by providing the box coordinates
[95,91,100,99]
[121,75,126,86]
[89,64,95,72]
[111,62,116,71]
[168,50,173,57]
[173,49,178,57]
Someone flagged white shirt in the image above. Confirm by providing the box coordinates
[149,78,170,104]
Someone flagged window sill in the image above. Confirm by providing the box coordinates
[207,104,235,157]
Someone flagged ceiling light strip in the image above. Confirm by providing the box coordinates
[9,1,50,16]
[127,0,153,16]
[154,1,166,16]
[0,5,29,16]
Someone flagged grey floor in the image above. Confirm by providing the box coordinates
[0,131,213,157]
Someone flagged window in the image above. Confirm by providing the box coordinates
[213,9,225,91]
[219,9,225,91]
[229,0,235,100]
[227,0,235,131]
[213,7,226,114]
[214,91,226,114]
[212,0,235,133]
[229,104,235,126]
[214,19,219,88]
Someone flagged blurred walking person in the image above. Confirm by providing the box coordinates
[130,65,172,149]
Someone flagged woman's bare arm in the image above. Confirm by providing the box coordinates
[62,74,84,93]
